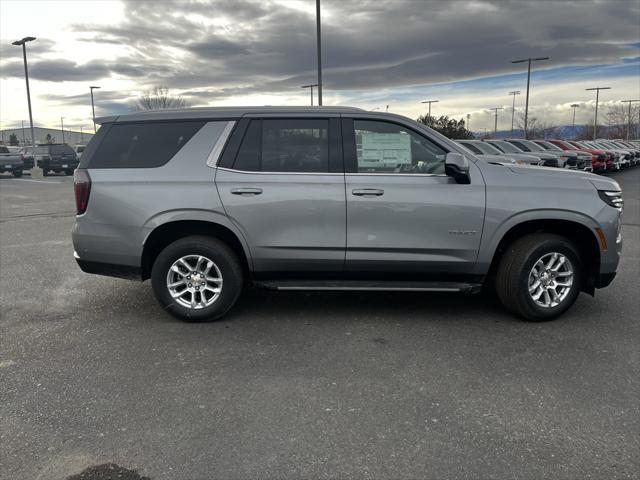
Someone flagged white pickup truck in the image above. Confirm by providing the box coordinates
[0,146,25,177]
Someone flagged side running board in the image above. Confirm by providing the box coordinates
[253,280,482,294]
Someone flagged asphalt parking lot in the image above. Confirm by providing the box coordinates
[1,169,638,480]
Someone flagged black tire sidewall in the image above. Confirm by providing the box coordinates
[151,238,243,322]
[515,238,582,321]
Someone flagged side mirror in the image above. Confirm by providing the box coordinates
[445,152,470,184]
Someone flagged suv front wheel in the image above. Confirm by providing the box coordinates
[151,236,243,322]
[496,233,582,321]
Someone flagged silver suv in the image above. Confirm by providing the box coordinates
[72,107,623,322]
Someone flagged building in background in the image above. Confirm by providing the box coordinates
[0,127,94,146]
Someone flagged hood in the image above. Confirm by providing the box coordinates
[507,163,620,190]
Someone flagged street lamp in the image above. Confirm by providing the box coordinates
[466,113,471,132]
[570,103,580,139]
[508,90,521,137]
[12,36,39,175]
[315,0,323,105]
[585,87,611,140]
[621,99,640,140]
[421,99,439,120]
[301,83,318,106]
[90,85,101,132]
[488,107,504,136]
[60,117,65,144]
[511,56,549,139]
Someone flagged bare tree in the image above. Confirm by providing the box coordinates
[135,86,190,111]
[605,103,640,139]
[516,113,558,139]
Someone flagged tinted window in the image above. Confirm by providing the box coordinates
[509,140,530,151]
[0,146,8,154]
[51,145,75,155]
[233,119,329,173]
[354,120,445,174]
[459,142,482,155]
[88,121,204,168]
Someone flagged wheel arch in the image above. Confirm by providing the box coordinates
[141,218,252,280]
[486,217,601,295]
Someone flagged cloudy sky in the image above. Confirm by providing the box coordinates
[1,0,638,133]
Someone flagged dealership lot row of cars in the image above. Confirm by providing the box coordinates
[0,143,84,176]
[457,138,640,173]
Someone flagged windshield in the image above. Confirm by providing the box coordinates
[35,146,49,154]
[457,142,481,155]
[487,140,522,153]
[535,140,563,151]
[513,139,545,152]
[469,141,501,155]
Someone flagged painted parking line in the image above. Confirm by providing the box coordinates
[8,178,63,184]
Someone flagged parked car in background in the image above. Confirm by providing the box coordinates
[6,146,22,154]
[34,144,79,176]
[579,141,622,170]
[74,144,87,159]
[0,145,25,177]
[556,140,610,173]
[455,141,516,164]
[73,107,623,323]
[18,146,35,170]
[532,140,591,171]
[595,140,635,168]
[483,139,557,167]
[456,139,539,165]
[505,138,578,169]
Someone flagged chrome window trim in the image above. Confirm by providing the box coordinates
[216,166,343,176]
[206,121,236,167]
[346,172,447,177]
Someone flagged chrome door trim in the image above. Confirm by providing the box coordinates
[216,166,344,176]
[206,121,236,167]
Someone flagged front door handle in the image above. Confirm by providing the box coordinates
[352,188,384,197]
[231,187,263,196]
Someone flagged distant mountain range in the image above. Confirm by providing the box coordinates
[472,124,580,140]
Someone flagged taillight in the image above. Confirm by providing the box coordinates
[74,169,91,215]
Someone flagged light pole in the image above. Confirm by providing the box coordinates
[21,120,26,146]
[621,99,640,140]
[315,0,323,106]
[508,90,521,137]
[466,113,471,132]
[570,103,579,139]
[60,117,65,144]
[80,126,84,144]
[421,100,439,120]
[90,85,101,132]
[301,83,318,106]
[511,57,549,139]
[585,87,611,140]
[12,36,40,176]
[489,107,504,136]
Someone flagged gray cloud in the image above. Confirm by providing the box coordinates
[3,0,638,108]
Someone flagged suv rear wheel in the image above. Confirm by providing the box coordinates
[151,236,243,322]
[496,233,582,321]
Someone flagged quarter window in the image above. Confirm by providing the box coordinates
[353,120,446,174]
[233,119,329,173]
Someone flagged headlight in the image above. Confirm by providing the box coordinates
[598,190,623,210]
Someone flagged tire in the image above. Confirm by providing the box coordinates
[13,170,23,178]
[151,236,243,322]
[495,233,582,321]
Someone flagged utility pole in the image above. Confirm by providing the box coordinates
[508,90,521,137]
[421,100,439,120]
[570,103,579,139]
[315,0,323,105]
[511,57,549,139]
[301,83,318,106]
[60,117,65,144]
[466,113,471,132]
[621,99,640,140]
[90,86,101,132]
[21,120,26,146]
[585,87,611,140]
[12,36,40,176]
[80,126,84,144]
[489,107,504,136]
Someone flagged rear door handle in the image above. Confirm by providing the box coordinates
[231,187,263,196]
[352,188,384,197]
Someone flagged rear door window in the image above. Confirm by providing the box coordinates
[87,121,205,168]
[233,119,330,173]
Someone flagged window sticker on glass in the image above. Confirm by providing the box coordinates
[360,132,411,169]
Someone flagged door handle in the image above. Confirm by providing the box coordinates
[352,188,384,197]
[231,187,263,196]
